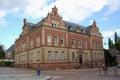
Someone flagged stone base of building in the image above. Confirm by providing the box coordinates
[14,62,82,70]
[14,61,104,70]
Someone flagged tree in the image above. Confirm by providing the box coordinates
[114,32,120,51]
[0,44,5,59]
[114,32,118,43]
[108,38,113,48]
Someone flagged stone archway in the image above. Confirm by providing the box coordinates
[77,49,84,65]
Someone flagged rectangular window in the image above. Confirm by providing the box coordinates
[60,37,64,45]
[36,35,40,46]
[78,39,82,46]
[55,51,59,60]
[22,43,26,50]
[54,36,58,44]
[30,40,33,48]
[72,52,75,60]
[48,51,52,60]
[47,35,52,43]
[71,39,75,45]
[61,51,65,60]
[37,51,40,61]
[29,52,33,62]
[84,41,87,48]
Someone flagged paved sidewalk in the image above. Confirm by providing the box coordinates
[0,67,120,80]
[43,68,120,80]
[0,67,51,80]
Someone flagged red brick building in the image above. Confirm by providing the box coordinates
[14,6,104,70]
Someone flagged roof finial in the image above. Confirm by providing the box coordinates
[23,18,27,25]
[93,19,96,25]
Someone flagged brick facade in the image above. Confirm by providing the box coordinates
[14,6,104,70]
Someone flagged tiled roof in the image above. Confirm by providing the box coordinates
[6,44,15,52]
[109,48,120,57]
[63,20,92,34]
[26,20,92,35]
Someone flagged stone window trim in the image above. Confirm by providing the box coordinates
[78,39,82,47]
[71,38,75,46]
[54,35,58,44]
[47,51,52,60]
[55,51,59,60]
[60,36,64,45]
[47,34,52,44]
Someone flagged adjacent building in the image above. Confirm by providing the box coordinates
[6,44,15,59]
[14,6,104,70]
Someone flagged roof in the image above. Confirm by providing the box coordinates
[6,44,15,52]
[63,20,92,34]
[109,48,120,57]
[26,19,92,35]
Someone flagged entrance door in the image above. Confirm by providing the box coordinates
[79,55,82,65]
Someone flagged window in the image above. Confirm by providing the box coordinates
[22,54,25,62]
[71,39,75,45]
[22,43,26,50]
[55,51,59,60]
[18,56,20,62]
[47,35,52,43]
[30,53,33,62]
[85,53,88,59]
[48,51,52,60]
[84,41,87,48]
[54,36,58,44]
[72,52,75,60]
[94,53,96,60]
[37,51,40,61]
[30,40,33,48]
[78,39,82,46]
[61,51,65,60]
[52,20,59,28]
[60,37,64,45]
[36,35,40,46]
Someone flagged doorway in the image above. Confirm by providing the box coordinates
[79,54,82,65]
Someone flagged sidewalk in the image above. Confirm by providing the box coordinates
[0,74,51,80]
[0,67,52,80]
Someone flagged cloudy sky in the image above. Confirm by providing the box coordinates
[0,0,120,49]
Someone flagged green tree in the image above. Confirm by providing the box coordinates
[108,38,113,48]
[114,32,118,43]
[0,44,5,59]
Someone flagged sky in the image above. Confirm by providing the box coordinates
[0,0,120,50]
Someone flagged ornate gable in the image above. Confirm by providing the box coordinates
[90,20,102,37]
[43,6,65,29]
[21,18,29,36]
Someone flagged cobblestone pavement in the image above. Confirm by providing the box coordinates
[0,67,120,80]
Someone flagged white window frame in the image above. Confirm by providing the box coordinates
[60,37,64,45]
[47,35,52,43]
[71,39,75,45]
[54,36,58,44]
[72,52,75,60]
[48,51,52,60]
[36,35,40,46]
[61,51,65,60]
[55,51,59,60]
[78,39,82,46]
